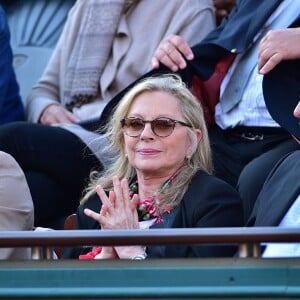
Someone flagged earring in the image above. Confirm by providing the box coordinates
[186,155,192,167]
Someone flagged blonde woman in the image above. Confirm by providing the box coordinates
[67,75,243,259]
[0,0,215,229]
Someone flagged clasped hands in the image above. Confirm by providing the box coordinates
[84,176,145,259]
[40,104,79,124]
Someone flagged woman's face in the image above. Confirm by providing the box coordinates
[123,91,198,179]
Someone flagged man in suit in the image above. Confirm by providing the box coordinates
[248,150,299,227]
[248,150,299,257]
[151,0,300,222]
[248,149,299,256]
[247,27,300,256]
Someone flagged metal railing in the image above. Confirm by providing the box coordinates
[0,227,300,259]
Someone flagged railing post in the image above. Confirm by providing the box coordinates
[238,243,261,258]
[31,247,55,260]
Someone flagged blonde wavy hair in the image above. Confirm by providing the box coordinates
[81,74,212,212]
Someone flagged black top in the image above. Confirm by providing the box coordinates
[63,171,243,259]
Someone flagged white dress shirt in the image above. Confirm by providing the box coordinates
[215,0,299,129]
[263,195,300,258]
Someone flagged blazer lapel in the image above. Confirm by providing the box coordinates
[151,206,180,229]
[147,207,185,257]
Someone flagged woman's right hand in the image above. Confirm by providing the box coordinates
[94,246,118,259]
[152,35,194,72]
[39,104,80,125]
[84,177,144,260]
[84,177,140,231]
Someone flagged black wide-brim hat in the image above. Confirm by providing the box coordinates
[263,59,300,140]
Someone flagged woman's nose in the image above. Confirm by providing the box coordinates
[140,123,155,139]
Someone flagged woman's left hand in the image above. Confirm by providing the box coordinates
[84,176,140,230]
[84,176,145,259]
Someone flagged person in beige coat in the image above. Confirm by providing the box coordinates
[26,0,215,125]
[0,151,34,259]
[0,0,215,228]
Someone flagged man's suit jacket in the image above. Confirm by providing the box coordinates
[64,171,243,259]
[247,151,300,226]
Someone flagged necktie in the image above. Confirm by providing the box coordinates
[220,6,300,113]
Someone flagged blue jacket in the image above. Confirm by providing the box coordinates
[0,6,24,124]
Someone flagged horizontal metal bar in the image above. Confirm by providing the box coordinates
[0,259,300,299]
[0,227,299,248]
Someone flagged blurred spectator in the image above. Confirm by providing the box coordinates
[0,151,34,260]
[0,5,24,124]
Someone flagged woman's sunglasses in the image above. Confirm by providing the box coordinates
[120,117,192,137]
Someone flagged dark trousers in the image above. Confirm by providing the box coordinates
[209,125,300,223]
[0,122,102,229]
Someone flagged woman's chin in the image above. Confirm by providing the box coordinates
[135,163,161,175]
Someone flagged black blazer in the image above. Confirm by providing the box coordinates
[247,151,300,227]
[64,171,243,259]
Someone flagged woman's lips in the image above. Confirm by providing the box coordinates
[137,149,161,155]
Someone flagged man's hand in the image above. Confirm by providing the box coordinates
[294,101,300,119]
[39,104,80,125]
[152,35,194,72]
[258,28,300,74]
[293,101,300,144]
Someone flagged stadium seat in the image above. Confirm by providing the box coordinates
[5,0,75,103]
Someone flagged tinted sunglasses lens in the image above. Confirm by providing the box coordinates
[152,118,175,137]
[124,118,144,136]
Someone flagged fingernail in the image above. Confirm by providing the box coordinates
[187,54,194,60]
[259,69,266,75]
[180,62,187,69]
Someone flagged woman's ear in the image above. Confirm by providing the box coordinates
[186,129,202,158]
[195,129,202,143]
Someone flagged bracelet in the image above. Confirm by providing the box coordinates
[131,253,147,260]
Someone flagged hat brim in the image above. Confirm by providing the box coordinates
[263,59,300,140]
